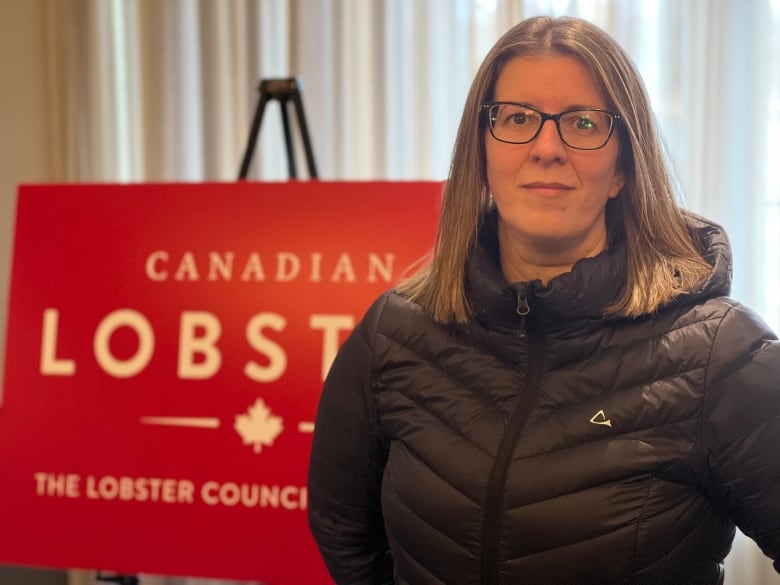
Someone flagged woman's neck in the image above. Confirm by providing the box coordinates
[498,228,609,285]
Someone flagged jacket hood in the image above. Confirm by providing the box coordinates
[466,208,733,329]
[668,210,733,307]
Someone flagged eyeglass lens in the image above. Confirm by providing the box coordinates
[487,104,614,149]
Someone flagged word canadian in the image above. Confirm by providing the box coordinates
[146,250,397,283]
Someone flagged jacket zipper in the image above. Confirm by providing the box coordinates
[516,294,530,336]
[516,294,530,317]
[480,292,546,585]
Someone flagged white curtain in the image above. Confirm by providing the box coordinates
[44,1,779,584]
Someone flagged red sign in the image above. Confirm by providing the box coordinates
[0,181,441,582]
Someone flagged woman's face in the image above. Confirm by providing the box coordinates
[484,53,624,263]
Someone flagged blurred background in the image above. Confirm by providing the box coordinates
[0,0,778,584]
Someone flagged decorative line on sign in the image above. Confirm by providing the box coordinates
[298,422,315,433]
[140,416,221,429]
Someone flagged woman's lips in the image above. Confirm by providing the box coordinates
[522,182,575,194]
[523,182,574,189]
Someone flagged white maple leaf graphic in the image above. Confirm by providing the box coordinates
[234,398,284,453]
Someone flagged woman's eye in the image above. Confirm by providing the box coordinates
[510,113,528,125]
[576,116,595,130]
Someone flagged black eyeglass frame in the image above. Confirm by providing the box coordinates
[481,102,622,150]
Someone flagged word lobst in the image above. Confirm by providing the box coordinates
[39,308,354,382]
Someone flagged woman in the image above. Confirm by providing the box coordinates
[308,16,780,585]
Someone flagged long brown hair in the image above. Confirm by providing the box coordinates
[397,16,711,323]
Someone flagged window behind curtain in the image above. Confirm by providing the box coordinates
[54,2,780,581]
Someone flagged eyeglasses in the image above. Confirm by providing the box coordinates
[482,102,621,150]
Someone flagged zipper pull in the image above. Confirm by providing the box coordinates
[515,293,530,338]
[516,294,530,316]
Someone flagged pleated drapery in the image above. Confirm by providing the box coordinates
[42,1,779,584]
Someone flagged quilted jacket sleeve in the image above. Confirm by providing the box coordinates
[307,296,393,585]
[701,302,780,573]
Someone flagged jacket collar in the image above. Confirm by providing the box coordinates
[465,209,732,330]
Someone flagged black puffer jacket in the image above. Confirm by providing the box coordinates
[308,212,780,585]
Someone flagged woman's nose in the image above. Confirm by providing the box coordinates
[528,119,568,162]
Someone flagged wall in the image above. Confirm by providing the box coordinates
[0,0,52,401]
[0,1,63,584]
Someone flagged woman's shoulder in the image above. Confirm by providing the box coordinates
[683,296,775,338]
[681,296,779,387]
[630,296,776,374]
[356,289,452,351]
[362,288,435,330]
[667,294,769,333]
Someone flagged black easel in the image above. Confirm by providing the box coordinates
[238,77,318,180]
